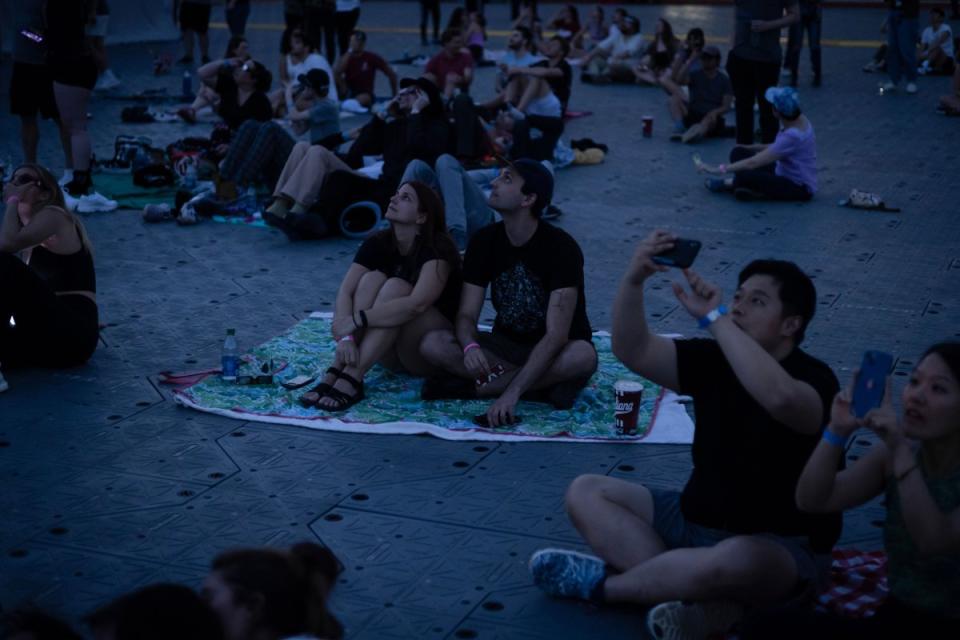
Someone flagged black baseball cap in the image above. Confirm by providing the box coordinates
[298,68,330,94]
[499,157,554,216]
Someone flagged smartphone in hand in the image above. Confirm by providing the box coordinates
[851,351,893,418]
[653,238,702,269]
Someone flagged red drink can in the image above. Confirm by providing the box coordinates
[614,380,644,436]
[641,115,653,138]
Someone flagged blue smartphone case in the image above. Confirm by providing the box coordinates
[852,351,893,418]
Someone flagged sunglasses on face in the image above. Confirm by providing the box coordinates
[241,63,253,72]
[10,174,41,187]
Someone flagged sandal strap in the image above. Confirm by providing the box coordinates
[322,387,353,410]
[325,366,343,378]
[337,371,363,392]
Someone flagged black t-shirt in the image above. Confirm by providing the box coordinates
[45,0,93,61]
[215,70,273,130]
[353,231,462,322]
[532,59,572,111]
[675,338,841,552]
[462,221,591,345]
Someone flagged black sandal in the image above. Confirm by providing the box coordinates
[317,372,365,412]
[299,367,342,407]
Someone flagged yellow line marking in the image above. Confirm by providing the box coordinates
[210,22,881,49]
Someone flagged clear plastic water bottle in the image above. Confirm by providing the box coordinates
[184,160,198,190]
[182,70,194,99]
[221,329,239,381]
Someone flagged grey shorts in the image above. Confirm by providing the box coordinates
[649,487,831,601]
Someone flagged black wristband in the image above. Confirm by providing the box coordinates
[359,309,369,328]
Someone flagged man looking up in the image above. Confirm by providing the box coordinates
[530,230,840,640]
[419,160,597,426]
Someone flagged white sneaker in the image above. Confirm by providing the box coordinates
[77,192,118,213]
[879,80,897,93]
[59,169,75,187]
[340,98,369,114]
[94,69,122,91]
[0,369,8,393]
[646,600,745,640]
[905,82,918,94]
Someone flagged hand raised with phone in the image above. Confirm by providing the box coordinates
[626,229,676,284]
[672,269,723,320]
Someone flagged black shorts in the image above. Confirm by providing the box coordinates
[10,62,59,119]
[50,56,98,91]
[684,110,725,133]
[180,2,212,34]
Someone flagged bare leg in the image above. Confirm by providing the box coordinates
[320,277,413,408]
[565,475,666,570]
[19,116,39,164]
[419,328,482,380]
[603,536,799,606]
[395,309,454,376]
[516,76,549,112]
[53,83,92,173]
[324,270,388,382]
[667,93,688,122]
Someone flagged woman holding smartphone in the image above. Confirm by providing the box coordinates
[0,164,100,390]
[742,342,960,638]
[298,181,461,411]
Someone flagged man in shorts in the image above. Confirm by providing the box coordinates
[175,0,213,64]
[419,159,598,426]
[529,230,840,639]
[668,46,733,143]
[9,0,67,166]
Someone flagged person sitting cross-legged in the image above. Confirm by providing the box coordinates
[298,181,462,411]
[699,86,815,201]
[740,342,960,639]
[424,29,475,99]
[668,46,732,144]
[529,230,841,640]
[418,159,598,426]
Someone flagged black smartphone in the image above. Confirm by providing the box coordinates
[473,414,522,428]
[653,238,702,269]
[852,351,893,418]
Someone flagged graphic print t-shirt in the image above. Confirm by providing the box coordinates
[462,221,591,345]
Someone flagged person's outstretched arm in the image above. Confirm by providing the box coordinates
[611,229,680,391]
[671,268,826,435]
[796,379,888,512]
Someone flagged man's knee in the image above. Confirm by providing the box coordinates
[419,328,456,364]
[704,536,794,590]
[565,473,608,515]
[555,340,598,379]
[375,277,413,302]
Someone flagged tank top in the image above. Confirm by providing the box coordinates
[884,455,960,619]
[29,240,97,293]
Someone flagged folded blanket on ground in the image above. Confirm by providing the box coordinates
[173,313,695,443]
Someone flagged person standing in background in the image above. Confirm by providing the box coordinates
[305,0,338,64]
[226,0,251,37]
[90,0,122,91]
[420,0,441,46]
[335,0,362,58]
[726,0,799,144]
[782,0,823,87]
[880,0,920,94]
[174,0,213,64]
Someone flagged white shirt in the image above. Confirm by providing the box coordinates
[597,28,645,59]
[287,52,341,102]
[922,24,954,58]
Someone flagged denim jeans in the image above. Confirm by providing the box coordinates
[401,156,497,250]
[784,5,822,78]
[887,11,918,84]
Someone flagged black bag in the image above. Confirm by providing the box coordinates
[133,164,176,188]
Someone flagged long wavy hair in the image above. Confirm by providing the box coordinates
[13,163,94,256]
[378,180,461,280]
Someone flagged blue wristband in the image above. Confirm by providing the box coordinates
[698,304,728,329]
[821,428,848,449]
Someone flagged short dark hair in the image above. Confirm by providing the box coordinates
[737,259,817,344]
[923,342,960,384]
[514,26,533,47]
[441,29,462,45]
[550,35,571,57]
[86,583,224,640]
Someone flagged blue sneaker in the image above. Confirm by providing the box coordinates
[529,548,606,601]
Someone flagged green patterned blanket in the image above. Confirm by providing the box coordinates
[173,314,694,443]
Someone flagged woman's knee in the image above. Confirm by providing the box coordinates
[374,277,413,302]
[354,270,388,300]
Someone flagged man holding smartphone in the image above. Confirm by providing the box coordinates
[529,229,840,639]
[418,159,597,427]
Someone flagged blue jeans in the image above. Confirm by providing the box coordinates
[401,156,497,251]
[887,11,918,84]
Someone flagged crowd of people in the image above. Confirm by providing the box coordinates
[2,1,959,638]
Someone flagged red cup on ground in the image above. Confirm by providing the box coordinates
[614,380,644,436]
[641,115,654,138]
